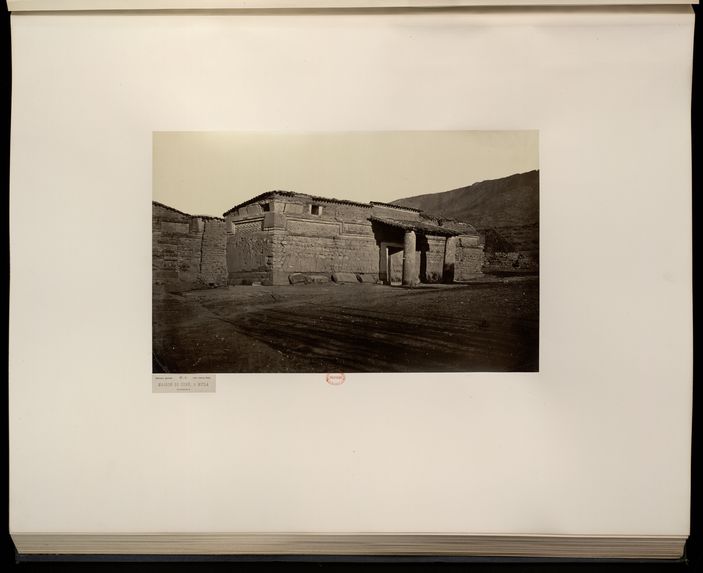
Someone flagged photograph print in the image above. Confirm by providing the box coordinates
[152,131,539,374]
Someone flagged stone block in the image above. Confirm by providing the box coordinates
[332,272,360,283]
[289,273,307,284]
[271,271,292,285]
[304,274,330,284]
[459,235,480,247]
[262,212,287,230]
[355,273,378,284]
[243,204,260,217]
[284,202,304,214]
[161,221,190,234]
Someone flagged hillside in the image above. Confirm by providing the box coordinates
[393,170,539,272]
[393,170,539,230]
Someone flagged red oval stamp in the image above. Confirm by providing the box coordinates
[325,373,346,386]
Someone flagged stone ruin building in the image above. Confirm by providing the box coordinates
[152,202,228,292]
[153,191,484,291]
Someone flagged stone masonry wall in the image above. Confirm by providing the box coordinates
[279,199,379,283]
[454,235,485,281]
[423,236,447,283]
[226,218,274,284]
[200,219,228,286]
[277,234,379,277]
[218,193,487,286]
[481,224,539,275]
[153,203,227,292]
[153,205,198,291]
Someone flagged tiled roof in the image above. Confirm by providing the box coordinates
[222,191,297,215]
[153,200,191,218]
[192,214,225,222]
[369,215,462,237]
[308,194,371,209]
[420,213,478,235]
[370,201,422,213]
[153,201,224,221]
[223,190,374,216]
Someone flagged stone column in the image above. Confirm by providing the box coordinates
[379,243,389,285]
[402,230,417,286]
[443,236,456,283]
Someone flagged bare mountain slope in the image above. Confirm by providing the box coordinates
[393,170,538,229]
[393,170,539,274]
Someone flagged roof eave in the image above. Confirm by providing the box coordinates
[368,216,461,237]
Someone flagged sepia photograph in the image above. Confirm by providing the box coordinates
[152,131,539,373]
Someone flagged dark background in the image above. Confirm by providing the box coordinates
[1,3,699,571]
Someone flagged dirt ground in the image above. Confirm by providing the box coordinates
[153,277,539,373]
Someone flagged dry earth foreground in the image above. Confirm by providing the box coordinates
[153,277,539,373]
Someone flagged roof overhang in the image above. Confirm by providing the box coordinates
[369,215,461,237]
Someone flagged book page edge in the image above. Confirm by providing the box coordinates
[10,533,688,558]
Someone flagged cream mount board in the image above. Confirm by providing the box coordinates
[9,5,694,559]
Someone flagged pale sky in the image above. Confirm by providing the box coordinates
[153,131,539,217]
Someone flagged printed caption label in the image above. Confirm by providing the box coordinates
[152,374,216,393]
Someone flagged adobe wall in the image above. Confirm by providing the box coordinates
[152,203,227,292]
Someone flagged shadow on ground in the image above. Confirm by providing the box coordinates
[153,278,539,373]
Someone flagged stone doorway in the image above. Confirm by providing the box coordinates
[379,241,404,285]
